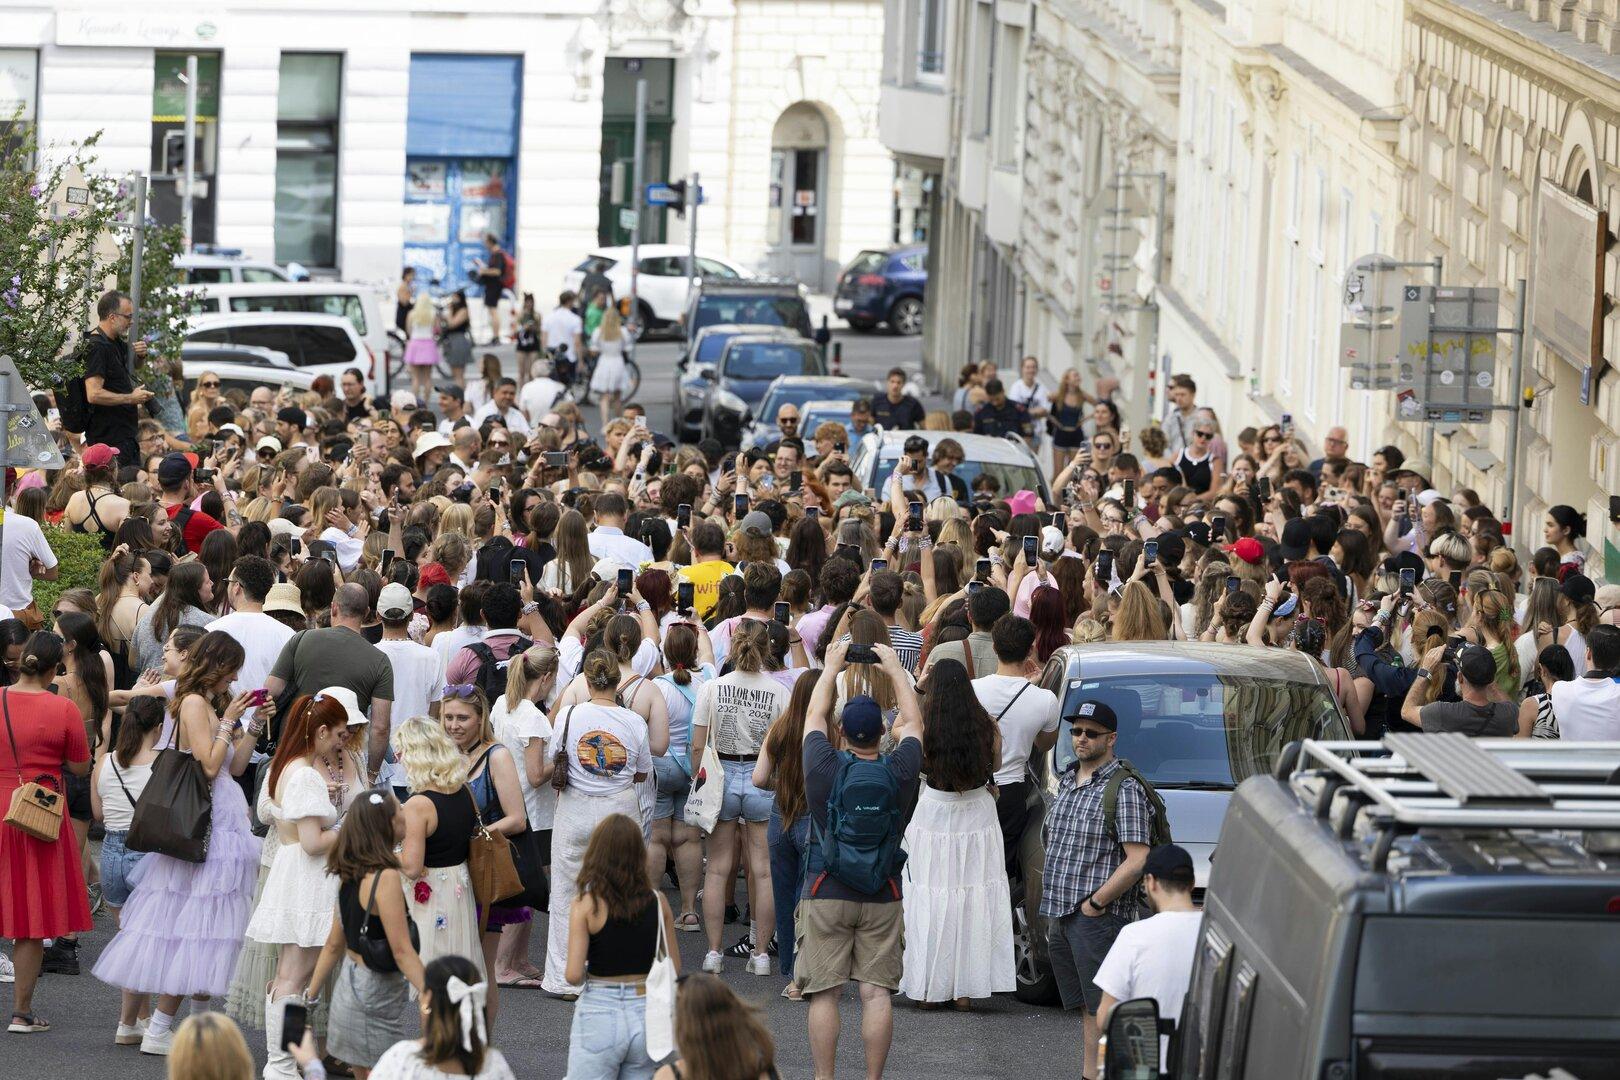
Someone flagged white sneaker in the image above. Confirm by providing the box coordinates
[701,950,724,974]
[0,951,13,983]
[116,1019,147,1045]
[747,952,772,977]
[140,1027,174,1056]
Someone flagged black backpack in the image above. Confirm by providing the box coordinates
[57,334,104,434]
[466,636,533,702]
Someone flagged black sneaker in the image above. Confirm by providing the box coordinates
[41,939,78,975]
[724,935,755,958]
[766,935,779,957]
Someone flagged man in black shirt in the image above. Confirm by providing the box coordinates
[474,231,510,344]
[869,367,926,430]
[338,367,375,421]
[973,378,1029,438]
[83,290,154,464]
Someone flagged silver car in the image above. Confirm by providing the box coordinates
[1012,642,1352,1004]
[850,428,1052,505]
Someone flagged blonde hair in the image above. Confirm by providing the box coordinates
[395,715,470,792]
[922,410,952,431]
[439,502,475,540]
[926,496,966,523]
[167,1013,254,1080]
[1112,581,1168,642]
[1072,617,1107,644]
[407,294,436,332]
[599,304,623,343]
[505,644,559,705]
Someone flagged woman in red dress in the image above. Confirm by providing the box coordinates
[0,631,93,1033]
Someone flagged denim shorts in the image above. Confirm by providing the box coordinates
[1048,908,1130,1013]
[99,829,148,908]
[652,754,690,821]
[719,758,772,823]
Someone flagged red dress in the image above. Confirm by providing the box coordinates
[0,688,92,939]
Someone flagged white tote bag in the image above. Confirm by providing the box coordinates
[684,738,724,836]
[644,900,677,1061]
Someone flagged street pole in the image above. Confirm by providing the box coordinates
[687,170,699,280]
[1503,279,1529,532]
[129,174,148,372]
[627,78,647,347]
[1424,255,1443,471]
[182,54,198,253]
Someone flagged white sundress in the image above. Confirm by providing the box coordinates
[245,761,339,947]
[590,333,633,395]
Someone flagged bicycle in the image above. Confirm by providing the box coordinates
[554,343,641,406]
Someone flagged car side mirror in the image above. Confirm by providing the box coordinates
[676,358,687,372]
[1102,998,1165,1079]
[700,368,716,381]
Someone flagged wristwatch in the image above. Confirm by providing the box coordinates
[1414,667,1433,680]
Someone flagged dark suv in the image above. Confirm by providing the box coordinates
[681,280,812,341]
[834,245,926,334]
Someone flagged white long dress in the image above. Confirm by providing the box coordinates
[589,332,633,395]
[899,783,1016,1002]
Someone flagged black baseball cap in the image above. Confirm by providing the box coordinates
[1456,644,1497,688]
[156,451,196,487]
[1069,700,1118,732]
[277,406,308,429]
[1278,517,1312,561]
[1143,844,1194,881]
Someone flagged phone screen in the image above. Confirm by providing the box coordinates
[1096,550,1114,582]
[616,568,633,596]
[290,538,302,556]
[1210,515,1226,539]
[1225,576,1240,594]
[1610,495,1620,523]
[382,548,396,574]
[1122,479,1135,507]
[1257,477,1272,502]
[976,558,991,579]
[774,601,790,626]
[1400,568,1417,593]
[907,504,924,532]
[544,451,570,468]
[677,503,691,529]
[1022,535,1038,563]
[1449,570,1463,589]
[870,558,888,573]
[1144,540,1159,563]
[789,471,802,493]
[677,580,695,612]
[509,559,526,584]
[967,579,984,596]
[281,1002,308,1053]
[805,506,819,520]
[734,493,749,518]
[1052,512,1065,530]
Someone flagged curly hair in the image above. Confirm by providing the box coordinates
[395,714,469,792]
[918,659,995,792]
[170,631,245,721]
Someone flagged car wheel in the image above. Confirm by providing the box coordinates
[889,296,924,336]
[1011,885,1060,1006]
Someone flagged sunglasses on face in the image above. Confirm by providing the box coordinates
[1194,430,1213,439]
[199,381,220,389]
[1072,726,1112,740]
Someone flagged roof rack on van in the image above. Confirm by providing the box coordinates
[1282,735,1620,869]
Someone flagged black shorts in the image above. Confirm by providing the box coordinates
[64,771,92,822]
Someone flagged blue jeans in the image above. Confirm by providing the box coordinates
[768,808,810,979]
[99,829,147,907]
[565,981,656,1080]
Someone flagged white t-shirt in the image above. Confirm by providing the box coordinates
[374,638,446,791]
[1,511,56,611]
[542,307,584,357]
[972,673,1061,786]
[550,700,652,796]
[588,526,654,568]
[557,635,660,689]
[470,400,532,436]
[432,624,484,671]
[520,376,568,421]
[207,610,296,698]
[1549,675,1620,741]
[690,669,791,757]
[1008,378,1051,415]
[492,694,555,829]
[1092,910,1204,1060]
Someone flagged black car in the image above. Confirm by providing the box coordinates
[699,334,826,445]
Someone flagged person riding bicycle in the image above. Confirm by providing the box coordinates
[543,290,585,385]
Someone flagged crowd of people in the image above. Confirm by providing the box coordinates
[1,289,1617,1080]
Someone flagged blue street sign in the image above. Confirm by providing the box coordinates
[646,183,706,206]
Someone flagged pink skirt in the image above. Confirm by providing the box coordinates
[404,339,441,367]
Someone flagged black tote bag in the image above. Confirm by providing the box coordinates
[126,715,213,863]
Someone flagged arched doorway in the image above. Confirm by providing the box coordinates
[768,103,830,290]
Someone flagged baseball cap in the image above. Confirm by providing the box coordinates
[1225,537,1264,565]
[277,406,308,429]
[592,556,631,581]
[1069,699,1118,732]
[1278,517,1312,561]
[263,582,302,615]
[82,443,119,469]
[741,511,775,539]
[390,389,419,415]
[1040,525,1066,556]
[1456,643,1497,687]
[1415,489,1446,508]
[157,451,197,487]
[1143,843,1194,881]
[267,517,301,540]
[255,435,283,456]
[413,431,451,459]
[839,695,885,744]
[833,490,872,510]
[377,582,414,620]
[1560,572,1596,606]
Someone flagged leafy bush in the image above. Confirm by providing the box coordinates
[33,525,107,615]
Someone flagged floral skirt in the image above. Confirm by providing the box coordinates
[404,862,484,977]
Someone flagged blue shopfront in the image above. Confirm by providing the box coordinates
[403,54,522,291]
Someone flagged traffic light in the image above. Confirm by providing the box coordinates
[666,179,688,219]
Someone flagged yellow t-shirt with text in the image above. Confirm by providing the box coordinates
[677,560,735,619]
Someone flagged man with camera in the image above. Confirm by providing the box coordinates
[1400,641,1517,736]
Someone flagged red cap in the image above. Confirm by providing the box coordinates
[418,562,452,589]
[1224,537,1265,565]
[81,443,120,469]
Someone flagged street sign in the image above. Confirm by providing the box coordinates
[1397,285,1500,422]
[646,183,705,207]
[1339,254,1406,390]
[0,356,65,470]
[618,207,638,231]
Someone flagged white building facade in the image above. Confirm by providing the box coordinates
[0,1,896,302]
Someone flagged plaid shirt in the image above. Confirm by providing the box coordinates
[1039,757,1153,919]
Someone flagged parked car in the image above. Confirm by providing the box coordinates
[181,281,389,366]
[834,245,926,335]
[850,429,1052,506]
[681,280,813,341]
[739,376,876,451]
[1106,736,1620,1078]
[672,323,785,441]
[700,334,826,445]
[183,312,374,392]
[179,343,316,400]
[175,252,295,285]
[1011,643,1351,1006]
[562,245,754,333]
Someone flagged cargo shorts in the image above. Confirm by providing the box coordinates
[791,897,905,995]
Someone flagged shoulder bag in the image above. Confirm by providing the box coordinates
[1,690,65,842]
[550,704,578,794]
[470,745,549,912]
[357,870,420,973]
[464,783,522,929]
[644,898,677,1060]
[126,705,214,863]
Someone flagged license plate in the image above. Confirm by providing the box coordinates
[835,299,853,312]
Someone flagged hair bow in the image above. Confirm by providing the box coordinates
[443,684,478,700]
[444,976,488,1053]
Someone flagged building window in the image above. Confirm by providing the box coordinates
[968,2,994,137]
[151,51,221,243]
[0,49,38,162]
[992,25,1023,167]
[916,0,946,79]
[276,53,342,268]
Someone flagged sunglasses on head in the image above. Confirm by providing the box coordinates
[443,683,480,700]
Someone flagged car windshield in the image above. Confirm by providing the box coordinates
[695,333,743,365]
[843,251,886,276]
[759,384,868,420]
[872,454,1043,501]
[692,295,805,333]
[723,343,816,380]
[1054,673,1344,786]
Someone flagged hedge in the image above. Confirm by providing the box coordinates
[34,524,108,616]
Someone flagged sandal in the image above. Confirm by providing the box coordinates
[674,911,701,932]
[8,1013,49,1034]
[496,973,544,989]
[780,984,803,1001]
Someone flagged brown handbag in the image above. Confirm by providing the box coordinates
[463,784,521,929]
[2,690,65,842]
[550,705,577,794]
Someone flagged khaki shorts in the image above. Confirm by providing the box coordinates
[791,898,905,995]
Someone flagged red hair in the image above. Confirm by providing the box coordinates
[268,694,351,793]
[1029,586,1069,664]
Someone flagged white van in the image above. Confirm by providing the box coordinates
[182,281,390,365]
[183,311,374,393]
[175,253,293,285]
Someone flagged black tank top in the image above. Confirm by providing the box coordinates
[339,876,394,966]
[585,894,659,977]
[420,788,475,867]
